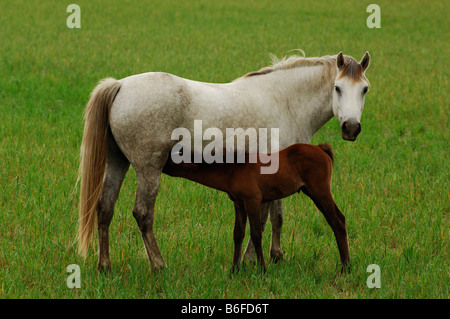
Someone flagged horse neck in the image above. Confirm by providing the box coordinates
[239,64,337,143]
[287,65,336,139]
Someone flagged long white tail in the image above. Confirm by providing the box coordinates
[78,78,121,257]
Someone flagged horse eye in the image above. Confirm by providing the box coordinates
[335,86,341,94]
[362,86,369,94]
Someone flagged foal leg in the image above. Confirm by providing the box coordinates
[268,199,284,262]
[243,199,266,273]
[97,134,130,272]
[132,169,166,270]
[231,202,247,273]
[303,187,349,272]
[242,201,270,263]
[243,200,284,263]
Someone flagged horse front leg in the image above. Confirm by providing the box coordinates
[268,199,283,262]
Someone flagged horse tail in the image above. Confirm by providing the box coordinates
[78,78,121,258]
[318,143,334,164]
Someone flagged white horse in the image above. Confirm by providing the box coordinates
[78,51,370,272]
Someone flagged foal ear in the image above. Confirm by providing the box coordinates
[336,51,345,70]
[360,51,370,71]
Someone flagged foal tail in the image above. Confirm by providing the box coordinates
[318,143,334,163]
[78,78,121,258]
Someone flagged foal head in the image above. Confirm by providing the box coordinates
[332,52,370,141]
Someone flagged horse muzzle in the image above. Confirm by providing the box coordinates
[341,119,361,141]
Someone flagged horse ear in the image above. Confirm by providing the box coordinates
[336,51,345,70]
[360,51,370,71]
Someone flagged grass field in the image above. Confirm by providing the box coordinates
[0,0,448,299]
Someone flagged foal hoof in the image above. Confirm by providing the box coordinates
[230,265,240,277]
[340,263,351,274]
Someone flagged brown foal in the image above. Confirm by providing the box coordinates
[163,143,349,274]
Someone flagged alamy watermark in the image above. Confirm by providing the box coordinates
[366,264,381,288]
[171,120,280,174]
[366,4,381,28]
[66,4,81,29]
[66,264,81,289]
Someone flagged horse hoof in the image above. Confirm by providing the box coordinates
[270,250,284,263]
[97,261,112,273]
[152,262,167,274]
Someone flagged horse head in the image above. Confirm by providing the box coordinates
[332,52,370,141]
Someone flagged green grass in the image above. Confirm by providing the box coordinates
[0,0,448,298]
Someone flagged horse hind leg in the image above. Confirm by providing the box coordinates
[132,167,166,270]
[97,134,130,272]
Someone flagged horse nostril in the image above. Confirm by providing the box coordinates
[342,121,347,131]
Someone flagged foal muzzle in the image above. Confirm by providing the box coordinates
[341,119,361,141]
